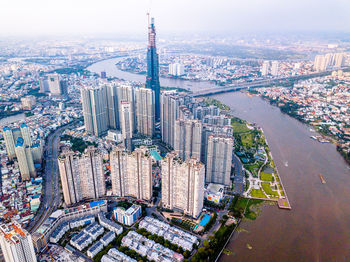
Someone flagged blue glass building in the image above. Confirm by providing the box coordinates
[146,17,161,121]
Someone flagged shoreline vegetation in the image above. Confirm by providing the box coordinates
[199,98,288,261]
[247,90,350,166]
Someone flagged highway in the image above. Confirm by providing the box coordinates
[27,123,74,234]
[192,67,349,97]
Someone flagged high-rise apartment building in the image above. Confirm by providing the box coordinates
[119,101,133,151]
[15,138,35,181]
[117,85,136,132]
[161,92,181,148]
[146,17,161,121]
[206,135,233,186]
[0,221,37,262]
[20,124,32,147]
[2,127,16,159]
[106,84,120,130]
[261,61,270,76]
[168,63,185,76]
[135,87,155,137]
[161,153,205,218]
[79,146,106,200]
[57,146,105,205]
[58,148,82,205]
[271,61,279,76]
[174,119,202,161]
[21,96,36,111]
[110,146,153,201]
[81,85,108,137]
[47,74,66,96]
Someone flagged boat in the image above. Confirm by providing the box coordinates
[310,136,317,140]
[284,161,288,167]
[319,174,326,184]
[318,139,330,143]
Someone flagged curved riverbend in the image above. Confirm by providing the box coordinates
[87,57,222,92]
[87,59,350,261]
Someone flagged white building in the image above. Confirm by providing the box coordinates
[98,212,123,235]
[0,221,37,262]
[113,204,142,226]
[168,63,185,76]
[261,61,270,76]
[87,241,104,258]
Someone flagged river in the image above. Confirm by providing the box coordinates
[87,57,222,92]
[88,58,350,261]
[0,113,26,126]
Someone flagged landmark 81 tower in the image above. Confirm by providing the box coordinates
[146,15,161,121]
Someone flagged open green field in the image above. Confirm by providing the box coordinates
[250,188,267,198]
[261,182,279,197]
[229,197,263,220]
[260,172,274,182]
[232,122,251,133]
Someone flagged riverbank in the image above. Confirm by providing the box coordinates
[247,90,350,166]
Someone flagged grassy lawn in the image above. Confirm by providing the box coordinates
[261,182,279,197]
[229,197,263,220]
[240,133,254,148]
[260,172,274,182]
[232,122,251,133]
[250,188,267,198]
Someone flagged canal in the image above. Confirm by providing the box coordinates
[88,58,350,262]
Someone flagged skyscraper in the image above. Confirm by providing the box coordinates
[20,124,32,147]
[119,101,133,151]
[57,146,106,205]
[270,61,279,76]
[206,135,233,186]
[81,85,108,137]
[117,84,136,132]
[15,138,35,181]
[261,61,270,76]
[47,74,66,96]
[174,119,202,161]
[58,148,82,206]
[146,16,161,121]
[161,92,181,148]
[161,153,205,218]
[110,146,153,201]
[106,84,120,130]
[135,87,155,137]
[0,221,37,262]
[2,127,16,160]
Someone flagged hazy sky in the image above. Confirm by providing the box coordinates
[1,0,349,36]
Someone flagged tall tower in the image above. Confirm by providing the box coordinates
[15,138,35,181]
[2,127,16,160]
[0,221,37,262]
[146,16,161,121]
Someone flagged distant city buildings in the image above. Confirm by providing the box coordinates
[261,61,270,76]
[168,63,185,76]
[39,73,67,96]
[15,137,36,180]
[161,153,205,218]
[0,221,37,262]
[314,52,346,72]
[110,146,153,201]
[21,96,36,110]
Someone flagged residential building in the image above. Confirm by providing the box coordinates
[206,135,233,186]
[271,61,279,76]
[110,146,153,201]
[261,61,270,76]
[174,119,202,161]
[120,101,133,151]
[81,85,108,137]
[0,221,37,262]
[135,87,155,137]
[15,138,35,180]
[161,153,205,218]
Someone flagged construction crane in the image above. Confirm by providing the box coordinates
[41,233,55,262]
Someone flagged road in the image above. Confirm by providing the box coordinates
[27,123,74,233]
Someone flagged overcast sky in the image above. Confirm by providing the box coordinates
[1,0,349,36]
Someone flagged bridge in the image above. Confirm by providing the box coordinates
[192,67,349,97]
